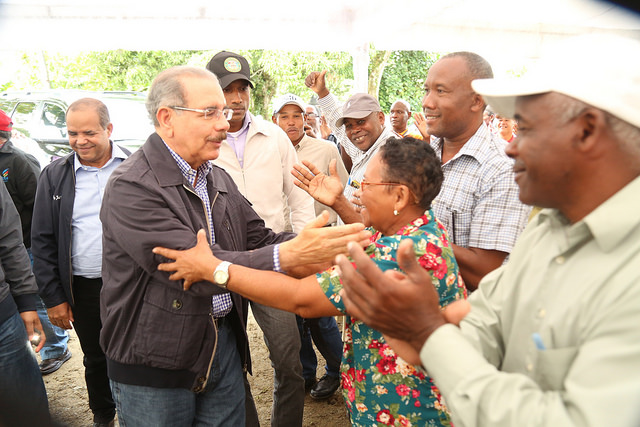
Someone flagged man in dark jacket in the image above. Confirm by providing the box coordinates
[0,108,72,375]
[31,98,128,427]
[99,66,368,426]
[0,179,50,426]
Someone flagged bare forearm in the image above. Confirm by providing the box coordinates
[332,194,363,224]
[452,244,507,291]
[227,266,340,317]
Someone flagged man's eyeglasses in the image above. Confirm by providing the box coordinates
[360,179,403,191]
[305,113,318,118]
[169,106,233,121]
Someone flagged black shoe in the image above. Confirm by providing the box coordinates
[39,349,72,375]
[310,374,340,400]
[304,377,317,391]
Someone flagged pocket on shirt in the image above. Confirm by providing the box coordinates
[448,209,472,247]
[134,284,211,370]
[535,346,578,391]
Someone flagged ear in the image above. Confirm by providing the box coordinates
[156,107,174,137]
[105,123,114,138]
[377,111,385,125]
[407,111,412,119]
[271,115,277,124]
[574,108,607,157]
[470,93,485,113]
[393,184,413,212]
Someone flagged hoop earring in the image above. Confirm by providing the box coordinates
[393,209,399,216]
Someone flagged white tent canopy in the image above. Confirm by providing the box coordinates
[1,0,639,89]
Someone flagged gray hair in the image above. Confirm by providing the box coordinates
[66,98,111,129]
[552,94,640,157]
[146,66,219,127]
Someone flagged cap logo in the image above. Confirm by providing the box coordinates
[224,58,242,73]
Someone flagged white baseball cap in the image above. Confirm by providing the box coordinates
[273,94,306,116]
[472,34,640,129]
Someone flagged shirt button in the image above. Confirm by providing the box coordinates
[171,299,183,310]
[555,256,565,264]
[526,363,533,372]
[538,308,546,318]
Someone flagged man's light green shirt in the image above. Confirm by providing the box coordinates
[421,176,640,426]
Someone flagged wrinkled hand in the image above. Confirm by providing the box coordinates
[305,71,330,98]
[279,211,371,271]
[153,229,218,290]
[47,302,74,330]
[21,310,46,353]
[337,239,455,351]
[413,112,430,140]
[291,159,344,206]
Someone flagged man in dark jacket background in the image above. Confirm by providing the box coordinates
[0,179,50,426]
[0,108,72,375]
[31,98,128,427]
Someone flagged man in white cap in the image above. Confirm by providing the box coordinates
[272,93,347,400]
[206,51,315,427]
[336,34,640,426]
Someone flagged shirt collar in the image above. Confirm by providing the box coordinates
[73,141,126,172]
[536,175,640,253]
[432,124,498,163]
[228,112,252,138]
[161,140,212,186]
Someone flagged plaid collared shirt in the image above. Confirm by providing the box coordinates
[164,142,232,317]
[430,124,531,253]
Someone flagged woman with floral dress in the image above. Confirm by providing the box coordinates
[155,137,467,426]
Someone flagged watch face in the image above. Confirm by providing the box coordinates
[214,270,229,285]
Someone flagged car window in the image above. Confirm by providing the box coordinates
[39,103,67,139]
[12,102,38,136]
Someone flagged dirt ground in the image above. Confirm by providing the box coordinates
[41,310,350,427]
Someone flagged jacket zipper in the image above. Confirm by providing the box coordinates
[68,169,76,305]
[183,185,219,390]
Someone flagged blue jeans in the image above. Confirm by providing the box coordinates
[35,297,69,360]
[0,311,51,426]
[111,318,245,427]
[297,316,342,380]
[27,247,69,360]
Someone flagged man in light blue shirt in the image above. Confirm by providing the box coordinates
[32,98,128,427]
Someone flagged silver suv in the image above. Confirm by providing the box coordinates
[0,90,154,168]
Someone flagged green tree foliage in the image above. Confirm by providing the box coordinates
[231,50,353,118]
[378,50,441,113]
[2,49,443,119]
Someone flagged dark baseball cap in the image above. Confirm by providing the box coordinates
[335,93,381,127]
[206,51,255,89]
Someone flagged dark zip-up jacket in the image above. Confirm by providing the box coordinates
[0,179,38,324]
[30,144,129,308]
[99,133,294,392]
[0,139,40,248]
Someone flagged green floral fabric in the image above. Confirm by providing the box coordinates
[317,210,466,426]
